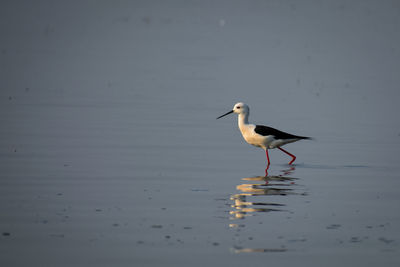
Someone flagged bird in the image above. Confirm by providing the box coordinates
[217,102,311,175]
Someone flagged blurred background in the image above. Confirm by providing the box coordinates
[1,0,399,172]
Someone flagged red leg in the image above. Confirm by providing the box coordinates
[265,149,270,176]
[265,149,271,166]
[278,147,296,165]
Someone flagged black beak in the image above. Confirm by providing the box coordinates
[216,110,234,119]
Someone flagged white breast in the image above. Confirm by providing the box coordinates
[239,124,271,149]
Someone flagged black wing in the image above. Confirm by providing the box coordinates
[254,125,310,140]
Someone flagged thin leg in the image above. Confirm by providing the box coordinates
[278,147,296,165]
[265,149,271,166]
[265,149,270,176]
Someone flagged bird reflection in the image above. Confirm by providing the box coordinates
[229,167,298,221]
[265,165,295,177]
[229,167,304,253]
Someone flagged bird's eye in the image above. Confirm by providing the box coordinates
[236,106,240,109]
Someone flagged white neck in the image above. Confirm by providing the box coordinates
[238,112,249,130]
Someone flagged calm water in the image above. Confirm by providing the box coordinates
[1,1,400,266]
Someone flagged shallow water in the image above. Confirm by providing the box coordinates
[1,1,400,266]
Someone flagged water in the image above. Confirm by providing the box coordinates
[1,1,400,266]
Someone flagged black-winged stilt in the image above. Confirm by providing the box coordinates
[217,102,311,175]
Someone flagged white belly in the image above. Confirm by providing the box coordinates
[240,125,272,149]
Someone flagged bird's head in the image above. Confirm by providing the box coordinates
[232,102,249,115]
[216,102,249,119]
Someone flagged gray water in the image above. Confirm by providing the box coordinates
[1,1,400,266]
